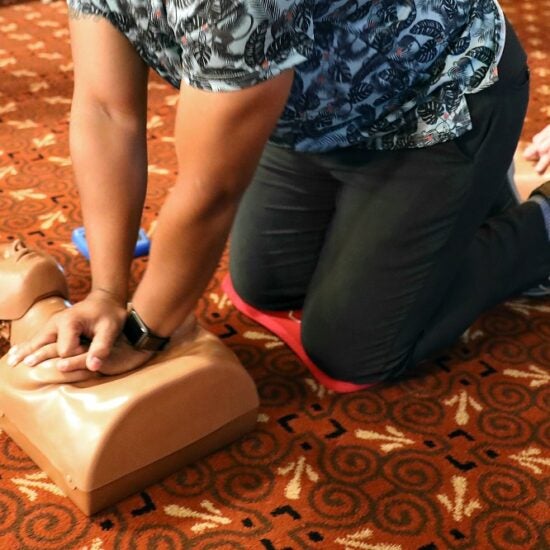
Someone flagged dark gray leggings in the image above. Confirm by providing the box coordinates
[229,22,550,384]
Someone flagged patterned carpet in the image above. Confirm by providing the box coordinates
[0,1,549,548]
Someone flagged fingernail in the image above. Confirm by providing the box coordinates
[7,355,17,367]
[8,346,18,356]
[88,356,103,371]
[23,355,36,366]
[57,359,69,371]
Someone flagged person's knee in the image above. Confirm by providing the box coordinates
[228,260,273,310]
[229,258,305,311]
[301,316,412,384]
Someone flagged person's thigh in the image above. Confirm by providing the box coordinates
[301,21,530,384]
[229,144,340,310]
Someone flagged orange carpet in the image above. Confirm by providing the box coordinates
[0,1,549,548]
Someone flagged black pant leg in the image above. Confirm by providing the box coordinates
[230,20,549,385]
[300,21,548,383]
[229,144,340,310]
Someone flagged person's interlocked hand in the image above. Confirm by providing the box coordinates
[7,288,128,372]
[523,124,550,175]
[86,337,155,376]
[16,336,155,377]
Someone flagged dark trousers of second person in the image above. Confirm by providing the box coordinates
[229,21,550,384]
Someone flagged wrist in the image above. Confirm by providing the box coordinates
[90,286,127,307]
[130,288,176,338]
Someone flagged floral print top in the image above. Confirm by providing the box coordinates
[68,0,506,152]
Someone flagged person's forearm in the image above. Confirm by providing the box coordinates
[70,101,148,303]
[130,71,294,336]
[130,183,239,337]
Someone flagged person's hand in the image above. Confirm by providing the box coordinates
[7,288,128,372]
[55,335,155,376]
[523,125,550,175]
[93,337,155,376]
[8,337,154,379]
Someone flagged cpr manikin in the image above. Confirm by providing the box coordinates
[0,240,259,515]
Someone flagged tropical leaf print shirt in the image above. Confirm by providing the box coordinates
[68,0,506,153]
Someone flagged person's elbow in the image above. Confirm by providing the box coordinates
[172,173,247,221]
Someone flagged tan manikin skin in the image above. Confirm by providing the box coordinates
[0,240,259,515]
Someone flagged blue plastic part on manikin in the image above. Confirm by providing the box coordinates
[71,227,151,260]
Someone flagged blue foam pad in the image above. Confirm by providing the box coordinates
[72,227,150,260]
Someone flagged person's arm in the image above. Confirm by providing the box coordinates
[11,67,293,374]
[70,15,149,302]
[130,71,294,337]
[12,3,299,373]
[8,16,149,370]
[13,70,294,374]
[524,124,550,174]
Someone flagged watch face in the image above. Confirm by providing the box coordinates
[123,309,170,351]
[124,311,148,346]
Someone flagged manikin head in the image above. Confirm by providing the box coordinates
[0,240,69,320]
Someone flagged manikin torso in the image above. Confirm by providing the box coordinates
[0,241,259,514]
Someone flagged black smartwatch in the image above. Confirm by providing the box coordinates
[122,306,170,351]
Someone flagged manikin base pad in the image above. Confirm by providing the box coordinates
[222,274,374,393]
[0,324,259,516]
